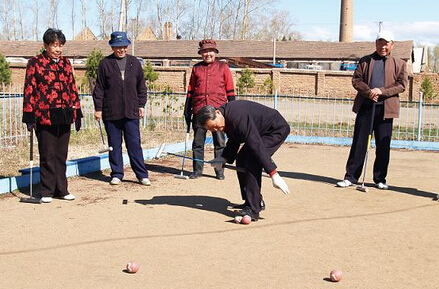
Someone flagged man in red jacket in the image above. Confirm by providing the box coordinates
[184,39,235,180]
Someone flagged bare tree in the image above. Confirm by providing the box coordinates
[32,0,42,40]
[48,0,59,28]
[1,0,12,40]
[18,0,26,40]
[70,0,76,39]
[95,0,107,38]
[81,0,87,38]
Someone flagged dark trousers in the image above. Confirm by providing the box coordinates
[236,117,290,213]
[36,124,71,198]
[344,103,393,184]
[192,114,226,175]
[104,118,148,180]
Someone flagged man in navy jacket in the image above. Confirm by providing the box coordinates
[197,100,291,220]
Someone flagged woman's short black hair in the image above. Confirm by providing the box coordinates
[43,28,66,45]
[196,105,217,127]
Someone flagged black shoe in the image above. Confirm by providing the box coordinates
[233,200,265,210]
[239,206,260,221]
[189,172,202,179]
[232,202,248,209]
[215,171,225,180]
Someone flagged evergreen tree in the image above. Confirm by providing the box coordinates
[420,75,437,101]
[237,68,255,93]
[85,49,104,81]
[143,60,159,89]
[0,53,11,85]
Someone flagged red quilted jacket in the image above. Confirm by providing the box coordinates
[187,60,235,114]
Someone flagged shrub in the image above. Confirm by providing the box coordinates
[143,60,159,89]
[420,75,437,101]
[237,68,255,93]
[0,53,11,85]
[262,76,275,94]
[85,49,104,81]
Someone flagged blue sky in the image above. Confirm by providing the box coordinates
[279,0,439,46]
[55,0,438,47]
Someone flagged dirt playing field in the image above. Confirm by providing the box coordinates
[1,143,438,289]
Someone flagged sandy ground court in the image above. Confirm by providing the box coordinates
[0,143,438,289]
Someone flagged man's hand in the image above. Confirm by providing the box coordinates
[94,111,102,121]
[210,157,226,171]
[369,88,382,102]
[139,107,145,118]
[75,118,82,132]
[26,123,36,132]
[271,172,290,194]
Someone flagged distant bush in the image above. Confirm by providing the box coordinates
[85,49,104,81]
[237,68,255,93]
[143,60,159,89]
[0,53,11,85]
[420,75,437,101]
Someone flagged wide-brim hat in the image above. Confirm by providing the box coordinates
[109,31,131,47]
[198,39,219,54]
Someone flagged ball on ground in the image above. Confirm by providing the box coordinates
[126,261,139,273]
[330,269,342,282]
[241,215,251,225]
[234,216,243,223]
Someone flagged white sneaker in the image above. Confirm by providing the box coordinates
[62,194,75,201]
[110,177,122,185]
[375,182,388,190]
[336,179,353,188]
[139,178,151,186]
[41,197,53,203]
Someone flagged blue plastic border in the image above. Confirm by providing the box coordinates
[0,135,437,195]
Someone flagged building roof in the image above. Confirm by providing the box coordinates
[0,39,413,62]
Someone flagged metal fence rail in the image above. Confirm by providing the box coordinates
[1,85,438,148]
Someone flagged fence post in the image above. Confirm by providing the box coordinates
[274,89,278,110]
[417,91,423,141]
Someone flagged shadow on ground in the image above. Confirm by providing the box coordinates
[135,195,237,218]
[279,170,438,200]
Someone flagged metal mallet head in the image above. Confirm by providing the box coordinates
[97,121,113,154]
[98,146,113,154]
[174,172,189,180]
[154,143,166,159]
[356,185,369,193]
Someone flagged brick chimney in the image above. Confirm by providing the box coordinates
[339,0,353,42]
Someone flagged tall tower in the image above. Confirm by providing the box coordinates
[339,0,353,42]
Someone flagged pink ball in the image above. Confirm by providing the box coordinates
[234,216,243,223]
[126,261,139,273]
[330,269,342,282]
[241,215,252,225]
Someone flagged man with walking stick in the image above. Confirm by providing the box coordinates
[336,30,408,190]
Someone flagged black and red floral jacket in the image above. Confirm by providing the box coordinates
[22,51,83,126]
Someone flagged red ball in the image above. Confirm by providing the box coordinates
[330,269,342,282]
[241,215,252,225]
[126,261,139,273]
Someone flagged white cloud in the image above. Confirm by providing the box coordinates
[352,21,439,46]
[303,26,337,41]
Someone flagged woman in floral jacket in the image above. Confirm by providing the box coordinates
[22,28,83,203]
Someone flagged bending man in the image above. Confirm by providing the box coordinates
[197,100,291,221]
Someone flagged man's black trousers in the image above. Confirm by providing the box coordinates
[344,103,393,185]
